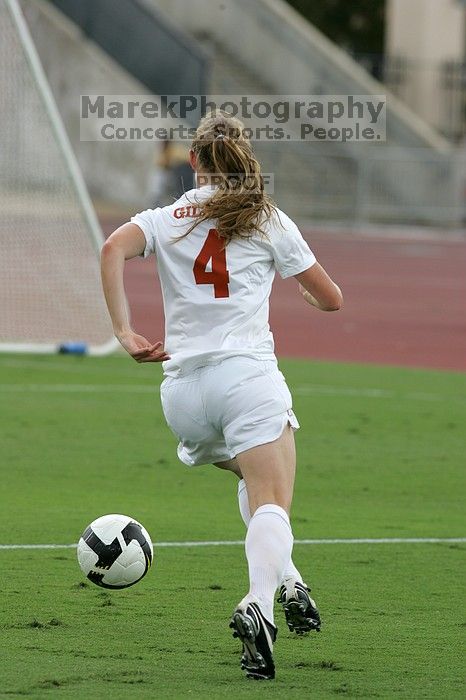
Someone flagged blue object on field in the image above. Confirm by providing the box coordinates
[58,342,88,355]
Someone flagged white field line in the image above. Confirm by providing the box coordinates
[292,385,454,403]
[0,384,156,393]
[0,537,465,551]
[0,383,464,403]
[0,357,140,377]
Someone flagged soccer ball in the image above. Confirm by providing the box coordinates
[77,513,153,589]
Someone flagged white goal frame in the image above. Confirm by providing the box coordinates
[1,0,118,356]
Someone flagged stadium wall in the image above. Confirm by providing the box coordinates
[152,0,450,152]
[151,0,460,226]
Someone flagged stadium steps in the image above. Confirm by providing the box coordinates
[25,0,460,224]
[152,0,459,226]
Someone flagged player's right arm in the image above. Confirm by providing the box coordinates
[295,263,343,312]
[101,223,170,363]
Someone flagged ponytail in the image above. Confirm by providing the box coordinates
[184,112,275,244]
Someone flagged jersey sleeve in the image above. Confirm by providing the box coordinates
[267,211,316,279]
[130,208,162,258]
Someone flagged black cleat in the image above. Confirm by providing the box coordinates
[230,601,277,680]
[277,579,321,635]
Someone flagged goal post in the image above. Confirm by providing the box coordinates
[0,0,118,356]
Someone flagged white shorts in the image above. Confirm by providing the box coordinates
[160,357,300,467]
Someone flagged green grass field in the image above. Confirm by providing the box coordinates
[0,353,465,698]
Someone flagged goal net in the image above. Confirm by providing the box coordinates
[0,0,117,355]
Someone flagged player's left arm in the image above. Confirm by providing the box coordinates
[101,223,170,363]
[295,262,343,312]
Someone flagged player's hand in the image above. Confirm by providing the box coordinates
[116,330,170,363]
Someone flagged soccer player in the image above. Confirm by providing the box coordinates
[101,112,343,680]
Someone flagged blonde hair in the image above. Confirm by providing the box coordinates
[185,111,275,244]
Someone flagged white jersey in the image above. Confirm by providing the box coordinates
[131,187,316,377]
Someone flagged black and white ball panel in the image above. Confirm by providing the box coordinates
[77,514,153,589]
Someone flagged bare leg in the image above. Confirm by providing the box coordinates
[235,423,296,514]
[223,426,319,643]
[213,457,242,479]
[214,430,299,582]
[231,424,296,624]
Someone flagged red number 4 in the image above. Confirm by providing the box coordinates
[193,228,230,298]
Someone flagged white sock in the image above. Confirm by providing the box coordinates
[245,503,293,623]
[238,479,303,584]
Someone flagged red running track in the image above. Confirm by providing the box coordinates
[102,218,466,372]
